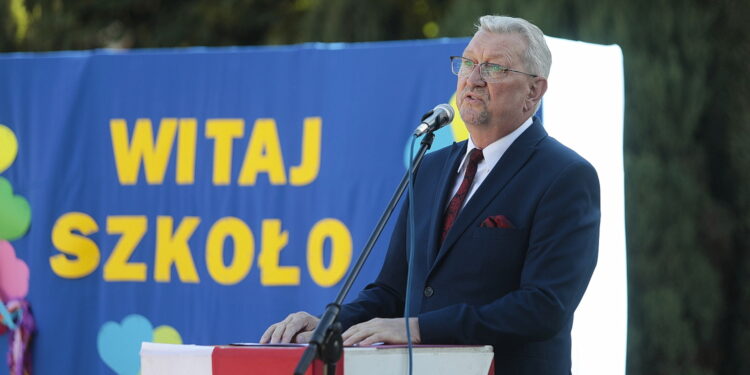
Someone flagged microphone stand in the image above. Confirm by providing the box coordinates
[293,131,437,375]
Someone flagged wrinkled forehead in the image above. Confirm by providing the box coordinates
[463,31,527,66]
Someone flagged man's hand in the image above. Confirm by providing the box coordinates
[259,311,320,344]
[342,317,420,346]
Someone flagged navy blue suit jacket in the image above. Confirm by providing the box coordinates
[338,118,601,375]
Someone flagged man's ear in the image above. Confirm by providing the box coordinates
[525,77,548,112]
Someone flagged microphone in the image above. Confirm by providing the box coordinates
[413,104,454,137]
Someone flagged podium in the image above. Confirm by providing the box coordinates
[141,342,494,375]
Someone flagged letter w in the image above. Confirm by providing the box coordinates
[110,118,178,185]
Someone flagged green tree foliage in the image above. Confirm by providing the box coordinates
[0,0,16,49]
[1,0,748,373]
[1,0,304,51]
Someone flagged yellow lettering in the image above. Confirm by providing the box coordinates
[205,119,244,185]
[306,219,352,287]
[206,217,254,285]
[238,119,287,185]
[290,117,322,186]
[154,216,200,283]
[49,212,100,279]
[104,216,147,281]
[258,219,299,286]
[110,118,178,185]
[176,118,197,185]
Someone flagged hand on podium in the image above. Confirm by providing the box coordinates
[260,313,421,346]
[260,311,320,344]
[342,317,421,346]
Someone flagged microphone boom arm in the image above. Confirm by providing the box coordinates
[293,131,438,375]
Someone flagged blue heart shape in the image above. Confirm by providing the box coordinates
[97,314,153,375]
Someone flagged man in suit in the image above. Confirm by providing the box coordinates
[261,15,600,374]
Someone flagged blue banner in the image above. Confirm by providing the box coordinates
[0,39,472,374]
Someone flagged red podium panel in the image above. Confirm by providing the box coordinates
[212,346,343,375]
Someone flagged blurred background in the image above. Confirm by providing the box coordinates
[1,0,748,374]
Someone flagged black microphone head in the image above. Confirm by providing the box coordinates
[414,103,455,137]
[433,103,455,127]
[420,109,435,122]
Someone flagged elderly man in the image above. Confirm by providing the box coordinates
[261,15,600,374]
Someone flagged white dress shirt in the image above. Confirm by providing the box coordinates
[446,117,534,212]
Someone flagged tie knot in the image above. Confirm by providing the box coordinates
[468,148,484,165]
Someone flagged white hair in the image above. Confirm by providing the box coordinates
[476,15,552,78]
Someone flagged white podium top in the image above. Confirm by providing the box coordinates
[141,342,494,375]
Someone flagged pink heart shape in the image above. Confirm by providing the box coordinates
[0,240,29,301]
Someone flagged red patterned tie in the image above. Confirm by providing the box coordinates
[440,148,484,244]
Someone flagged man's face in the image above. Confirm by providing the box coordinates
[457,31,534,134]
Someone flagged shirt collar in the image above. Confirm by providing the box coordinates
[457,116,535,173]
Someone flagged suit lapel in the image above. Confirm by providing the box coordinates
[424,142,466,265]
[431,119,548,270]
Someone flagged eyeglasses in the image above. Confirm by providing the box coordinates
[450,56,537,82]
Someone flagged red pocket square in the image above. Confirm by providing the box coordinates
[480,215,516,229]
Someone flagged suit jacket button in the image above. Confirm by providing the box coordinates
[423,286,434,297]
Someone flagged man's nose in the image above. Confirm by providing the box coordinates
[467,66,486,86]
